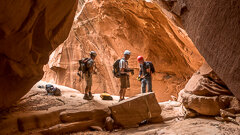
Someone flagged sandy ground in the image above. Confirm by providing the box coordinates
[0,81,240,135]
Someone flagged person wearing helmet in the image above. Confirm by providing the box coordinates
[137,56,152,93]
[83,51,97,100]
[118,50,134,102]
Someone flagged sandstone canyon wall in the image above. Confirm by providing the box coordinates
[0,0,78,108]
[170,0,240,99]
[43,0,203,101]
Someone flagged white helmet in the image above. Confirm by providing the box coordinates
[124,50,131,55]
[90,51,97,56]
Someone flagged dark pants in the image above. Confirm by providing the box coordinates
[141,77,152,93]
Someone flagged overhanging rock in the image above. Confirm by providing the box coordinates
[109,92,162,128]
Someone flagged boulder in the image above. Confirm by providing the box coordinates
[41,108,110,134]
[230,97,240,109]
[178,63,233,116]
[109,92,162,128]
[105,116,114,131]
[60,108,110,123]
[17,110,63,132]
[184,63,232,96]
[179,90,224,116]
[40,120,97,135]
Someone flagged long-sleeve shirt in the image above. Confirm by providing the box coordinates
[139,62,150,78]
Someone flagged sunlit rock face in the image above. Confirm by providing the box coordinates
[0,0,78,108]
[43,0,203,101]
[172,0,240,99]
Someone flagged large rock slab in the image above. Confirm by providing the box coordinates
[60,108,110,123]
[172,0,240,100]
[0,110,63,134]
[109,92,162,128]
[17,110,63,132]
[40,120,97,135]
[0,0,78,108]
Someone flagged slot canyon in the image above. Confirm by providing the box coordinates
[0,0,239,134]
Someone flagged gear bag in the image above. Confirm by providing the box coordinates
[100,93,113,100]
[78,58,90,74]
[45,84,61,96]
[146,61,155,73]
[113,59,121,78]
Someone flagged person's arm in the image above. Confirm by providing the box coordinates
[93,62,97,74]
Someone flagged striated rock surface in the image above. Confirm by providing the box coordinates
[42,0,203,101]
[0,0,78,108]
[109,92,162,128]
[172,0,240,99]
[178,62,233,116]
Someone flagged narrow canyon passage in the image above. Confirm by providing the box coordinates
[42,0,203,101]
[0,0,240,134]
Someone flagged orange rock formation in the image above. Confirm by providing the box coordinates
[42,0,203,101]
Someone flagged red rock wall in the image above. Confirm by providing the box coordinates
[173,0,240,99]
[0,0,78,108]
[43,0,203,101]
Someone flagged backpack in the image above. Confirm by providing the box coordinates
[78,58,90,73]
[113,59,121,78]
[45,84,61,96]
[146,61,155,73]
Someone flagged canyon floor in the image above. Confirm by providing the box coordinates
[0,81,239,135]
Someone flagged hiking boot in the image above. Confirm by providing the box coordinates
[89,92,94,99]
[83,94,90,100]
[118,98,124,102]
[88,92,93,97]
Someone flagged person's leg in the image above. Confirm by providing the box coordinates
[122,88,126,100]
[83,74,90,100]
[141,78,147,93]
[84,85,90,99]
[120,75,127,101]
[85,86,89,94]
[119,88,123,99]
[123,75,130,99]
[147,77,152,92]
[88,75,93,99]
[122,88,126,99]
[120,76,124,100]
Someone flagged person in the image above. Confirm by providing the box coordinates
[137,56,152,93]
[83,51,97,100]
[119,50,134,102]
